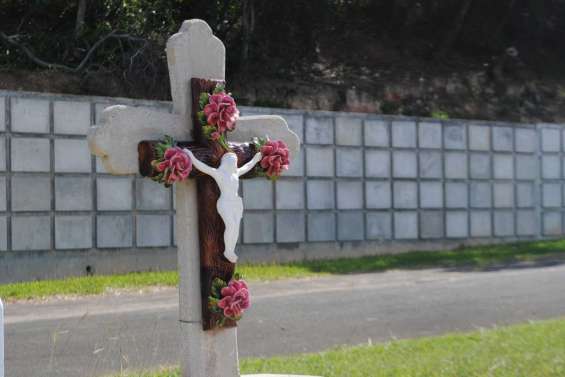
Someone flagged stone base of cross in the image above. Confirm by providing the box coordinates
[89,19,320,377]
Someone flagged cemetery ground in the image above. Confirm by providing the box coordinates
[3,240,565,376]
[1,239,565,301]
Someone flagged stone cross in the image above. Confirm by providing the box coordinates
[89,19,303,377]
[0,298,3,377]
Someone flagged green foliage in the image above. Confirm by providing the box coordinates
[430,110,450,120]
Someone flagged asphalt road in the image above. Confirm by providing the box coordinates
[4,261,565,377]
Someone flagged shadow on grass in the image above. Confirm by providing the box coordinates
[277,239,565,276]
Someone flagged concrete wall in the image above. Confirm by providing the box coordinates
[0,90,563,283]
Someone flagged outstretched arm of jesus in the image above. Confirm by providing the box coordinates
[237,152,262,177]
[183,149,218,178]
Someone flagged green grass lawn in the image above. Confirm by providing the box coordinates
[116,317,565,377]
[2,239,565,301]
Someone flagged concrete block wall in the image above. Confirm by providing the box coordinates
[0,89,564,282]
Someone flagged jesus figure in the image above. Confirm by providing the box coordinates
[184,149,263,263]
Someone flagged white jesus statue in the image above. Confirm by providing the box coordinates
[184,149,263,263]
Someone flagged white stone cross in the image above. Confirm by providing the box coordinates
[0,298,4,377]
[88,19,314,377]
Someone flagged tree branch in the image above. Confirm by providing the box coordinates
[0,31,146,73]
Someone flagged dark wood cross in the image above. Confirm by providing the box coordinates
[138,78,258,330]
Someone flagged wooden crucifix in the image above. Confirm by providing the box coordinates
[88,20,300,377]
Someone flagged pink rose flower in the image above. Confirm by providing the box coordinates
[156,147,192,184]
[260,140,290,178]
[203,93,239,134]
[217,279,250,319]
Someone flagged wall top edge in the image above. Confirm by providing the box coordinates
[0,89,563,129]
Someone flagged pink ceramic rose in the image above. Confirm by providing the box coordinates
[260,140,290,178]
[217,279,250,319]
[203,93,240,133]
[156,147,192,184]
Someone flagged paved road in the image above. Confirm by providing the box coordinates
[4,262,565,377]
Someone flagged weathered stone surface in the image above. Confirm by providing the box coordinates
[365,181,391,209]
[420,211,444,239]
[11,97,50,133]
[305,116,333,144]
[337,211,364,241]
[11,138,50,172]
[365,150,390,178]
[516,183,535,208]
[97,177,133,211]
[420,182,443,208]
[493,183,514,208]
[137,214,171,247]
[393,181,417,209]
[392,151,417,178]
[470,182,491,208]
[276,180,304,209]
[243,180,273,210]
[493,154,513,179]
[54,100,91,135]
[515,128,537,153]
[516,210,537,236]
[543,212,562,236]
[12,175,51,211]
[470,210,491,237]
[419,151,442,178]
[444,123,466,150]
[446,211,468,238]
[516,155,537,180]
[285,148,304,177]
[55,215,93,249]
[0,137,6,171]
[276,212,306,243]
[0,216,7,250]
[392,120,416,148]
[541,127,560,152]
[470,154,490,179]
[12,215,51,250]
[306,146,334,177]
[364,119,388,147]
[97,215,133,247]
[366,212,392,239]
[494,211,514,236]
[336,148,363,177]
[243,212,274,243]
[136,178,171,210]
[469,125,490,151]
[0,96,5,131]
[445,152,467,179]
[492,127,513,151]
[542,183,561,208]
[446,182,468,208]
[307,180,334,209]
[283,114,304,141]
[55,176,92,211]
[394,212,418,239]
[418,121,442,149]
[335,117,362,146]
[337,181,363,209]
[54,139,92,173]
[542,155,561,179]
[308,212,335,241]
[0,177,5,212]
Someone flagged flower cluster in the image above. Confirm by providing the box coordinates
[150,136,192,186]
[198,84,239,150]
[209,275,250,325]
[253,138,290,180]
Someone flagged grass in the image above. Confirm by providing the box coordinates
[116,317,565,377]
[2,239,565,301]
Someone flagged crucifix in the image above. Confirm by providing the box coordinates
[88,19,310,377]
